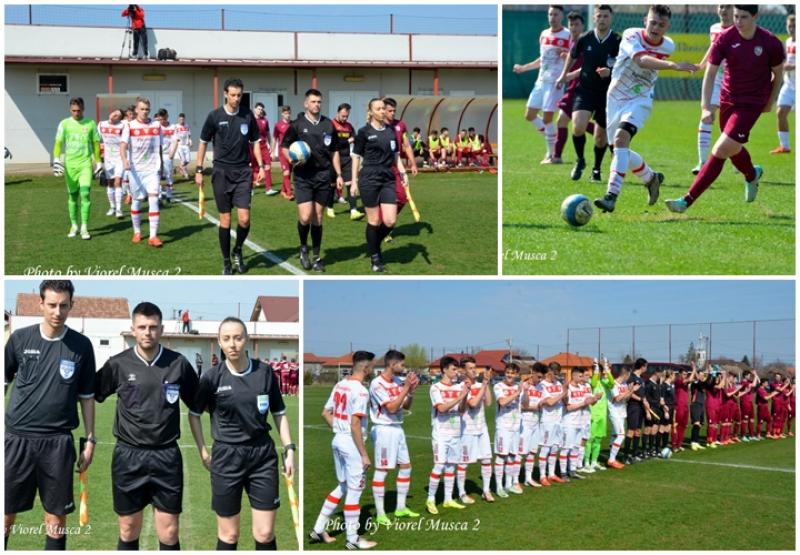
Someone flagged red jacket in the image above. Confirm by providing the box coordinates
[122,6,145,30]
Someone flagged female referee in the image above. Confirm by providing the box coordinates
[189,317,295,550]
[351,98,407,273]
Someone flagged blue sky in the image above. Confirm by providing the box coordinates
[5,4,497,35]
[305,280,795,364]
[5,279,297,322]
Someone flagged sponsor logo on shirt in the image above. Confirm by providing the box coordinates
[59,359,76,380]
[164,383,180,404]
[216,385,233,393]
[23,349,40,356]
[127,373,137,382]
[257,394,270,414]
[732,43,741,49]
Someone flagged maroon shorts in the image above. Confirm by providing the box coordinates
[740,402,754,419]
[557,89,576,115]
[278,152,292,174]
[675,408,689,428]
[719,102,763,145]
[757,405,771,420]
[706,404,720,424]
[393,168,408,208]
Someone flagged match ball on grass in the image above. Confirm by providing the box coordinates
[661,447,673,459]
[288,140,311,165]
[561,194,593,227]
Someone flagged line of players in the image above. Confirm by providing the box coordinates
[310,350,795,550]
[516,4,793,215]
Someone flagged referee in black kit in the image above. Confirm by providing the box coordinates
[5,280,96,551]
[195,78,265,275]
[281,88,344,273]
[189,317,295,551]
[95,302,200,550]
[556,4,621,182]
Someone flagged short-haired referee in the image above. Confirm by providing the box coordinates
[95,302,200,550]
[195,78,265,275]
[5,280,97,551]
[189,317,295,550]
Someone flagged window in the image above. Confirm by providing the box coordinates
[37,74,69,95]
[100,339,110,346]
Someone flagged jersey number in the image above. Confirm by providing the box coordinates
[333,391,348,420]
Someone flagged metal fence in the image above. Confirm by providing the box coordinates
[4,4,497,36]
[503,5,793,99]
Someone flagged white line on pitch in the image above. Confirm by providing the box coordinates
[177,198,305,275]
[668,458,795,473]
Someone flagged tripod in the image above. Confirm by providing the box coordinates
[120,14,133,59]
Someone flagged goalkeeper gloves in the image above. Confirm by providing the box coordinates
[53,160,65,177]
[93,163,104,179]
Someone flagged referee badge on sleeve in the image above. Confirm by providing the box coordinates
[390,140,396,151]
[59,359,76,380]
[323,134,332,146]
[164,383,180,404]
[257,394,270,414]
[240,123,249,135]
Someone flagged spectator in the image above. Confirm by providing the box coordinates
[195,352,203,375]
[121,5,148,60]
[181,308,191,333]
[211,353,219,367]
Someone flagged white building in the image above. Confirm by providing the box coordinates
[5,23,497,163]
[10,293,299,370]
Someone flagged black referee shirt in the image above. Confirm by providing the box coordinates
[5,324,96,435]
[95,345,200,447]
[194,358,286,444]
[645,379,662,410]
[661,382,675,407]
[570,29,621,94]
[353,123,399,184]
[627,372,646,408]
[281,113,342,185]
[199,106,260,169]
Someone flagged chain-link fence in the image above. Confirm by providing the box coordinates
[503,4,794,99]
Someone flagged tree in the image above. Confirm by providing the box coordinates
[679,341,698,364]
[400,343,429,371]
[740,355,751,368]
[622,354,633,364]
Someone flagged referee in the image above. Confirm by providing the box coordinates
[195,78,265,276]
[352,98,407,273]
[189,317,295,551]
[95,302,200,550]
[5,280,96,551]
[281,88,344,273]
[556,4,621,182]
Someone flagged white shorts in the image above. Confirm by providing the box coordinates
[610,413,627,436]
[161,158,173,183]
[711,78,722,107]
[580,423,591,442]
[128,169,159,200]
[177,145,191,165]
[123,169,131,184]
[432,433,465,464]
[606,95,653,143]
[778,83,795,108]
[494,428,520,456]
[371,425,409,470]
[518,422,540,454]
[561,425,583,449]
[332,434,366,490]
[463,431,492,462]
[538,422,561,448]
[103,157,124,181]
[527,80,564,113]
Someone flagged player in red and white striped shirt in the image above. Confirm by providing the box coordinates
[310,351,376,549]
[97,108,126,218]
[493,363,524,496]
[457,357,494,502]
[772,15,795,153]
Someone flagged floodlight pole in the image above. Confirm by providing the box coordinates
[752,321,756,370]
[597,327,601,360]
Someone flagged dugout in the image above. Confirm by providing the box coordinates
[394,95,498,151]
[5,23,496,164]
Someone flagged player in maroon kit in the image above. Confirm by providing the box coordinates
[671,366,691,451]
[755,377,777,439]
[721,373,741,444]
[705,370,724,447]
[288,358,299,396]
[738,370,757,441]
[271,106,294,200]
[666,5,785,212]
[250,102,274,194]
[770,374,789,438]
[787,378,795,436]
[382,98,419,243]
[327,103,363,220]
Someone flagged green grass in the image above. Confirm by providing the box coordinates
[304,384,794,550]
[5,171,496,275]
[5,392,299,551]
[502,99,795,274]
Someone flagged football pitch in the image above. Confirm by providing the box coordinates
[4,392,300,551]
[502,99,795,275]
[4,171,497,276]
[303,384,795,550]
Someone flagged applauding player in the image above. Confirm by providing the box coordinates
[493,363,523,496]
[458,357,494,503]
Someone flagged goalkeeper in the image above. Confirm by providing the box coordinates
[52,97,102,240]
[583,357,614,471]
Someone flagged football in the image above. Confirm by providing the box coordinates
[561,193,593,227]
[661,447,673,459]
[288,140,311,165]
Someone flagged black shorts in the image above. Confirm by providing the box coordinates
[573,89,608,130]
[340,157,353,183]
[112,442,183,515]
[212,166,253,213]
[359,180,397,208]
[210,440,280,517]
[649,406,664,424]
[666,404,676,424]
[295,177,332,205]
[690,403,706,425]
[626,404,644,430]
[5,432,76,516]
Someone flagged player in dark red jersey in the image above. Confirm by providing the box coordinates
[250,102,274,194]
[381,98,419,244]
[327,103,363,221]
[666,5,785,212]
[271,106,294,200]
[755,377,777,439]
[737,370,757,441]
[671,366,691,451]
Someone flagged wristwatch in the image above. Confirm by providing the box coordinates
[283,443,296,456]
[196,166,204,173]
[87,436,98,445]
[259,164,266,170]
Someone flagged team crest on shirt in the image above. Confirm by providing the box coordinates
[59,359,76,380]
[323,134,332,146]
[240,123,249,135]
[164,383,180,404]
[257,394,270,414]
[754,46,763,56]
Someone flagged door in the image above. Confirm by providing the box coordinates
[328,90,379,130]
[252,92,279,128]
